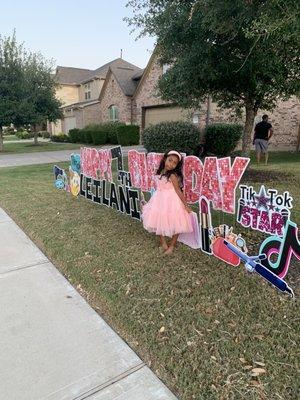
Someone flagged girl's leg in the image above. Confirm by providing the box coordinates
[159,235,168,250]
[165,234,179,254]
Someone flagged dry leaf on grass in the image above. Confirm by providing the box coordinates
[251,367,266,376]
[254,361,265,367]
[239,357,246,363]
[159,326,165,333]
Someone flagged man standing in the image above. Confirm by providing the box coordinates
[253,114,273,164]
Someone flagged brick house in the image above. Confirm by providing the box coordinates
[50,52,299,151]
[98,64,142,124]
[48,59,142,134]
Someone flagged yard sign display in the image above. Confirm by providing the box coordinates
[54,146,299,298]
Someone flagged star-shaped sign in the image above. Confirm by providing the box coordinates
[255,186,270,211]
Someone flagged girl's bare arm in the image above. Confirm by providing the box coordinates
[170,174,192,212]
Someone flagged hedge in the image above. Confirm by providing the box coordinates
[205,123,243,156]
[51,133,69,142]
[15,131,34,139]
[68,128,81,143]
[142,121,199,154]
[116,125,140,146]
[68,123,138,146]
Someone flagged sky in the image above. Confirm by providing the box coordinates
[0,0,156,70]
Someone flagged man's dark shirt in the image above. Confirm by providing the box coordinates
[254,121,272,140]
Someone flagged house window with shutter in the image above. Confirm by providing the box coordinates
[109,105,119,122]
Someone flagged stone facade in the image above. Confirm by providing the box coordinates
[78,79,104,103]
[134,55,172,128]
[134,53,300,151]
[56,84,79,107]
[99,71,132,124]
[205,97,300,151]
[82,102,102,127]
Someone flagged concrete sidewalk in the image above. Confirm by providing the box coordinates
[0,208,177,400]
[0,145,145,168]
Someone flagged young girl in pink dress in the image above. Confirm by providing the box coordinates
[142,150,193,254]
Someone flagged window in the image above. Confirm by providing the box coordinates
[109,105,119,122]
[84,82,91,100]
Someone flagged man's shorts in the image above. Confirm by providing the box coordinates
[254,139,269,153]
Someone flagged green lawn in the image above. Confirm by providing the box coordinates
[3,135,19,141]
[0,154,299,399]
[0,141,82,154]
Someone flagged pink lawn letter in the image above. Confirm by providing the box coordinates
[183,156,203,203]
[218,157,249,213]
[128,150,149,191]
[98,149,113,181]
[146,153,163,191]
[201,157,223,210]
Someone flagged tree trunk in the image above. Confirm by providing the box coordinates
[33,124,38,145]
[242,100,257,155]
[296,122,300,152]
[0,126,3,152]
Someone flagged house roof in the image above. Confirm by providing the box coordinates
[56,58,143,86]
[110,65,143,96]
[62,99,100,109]
[55,66,92,85]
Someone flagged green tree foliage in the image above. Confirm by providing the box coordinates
[0,33,24,151]
[126,0,300,153]
[0,32,62,150]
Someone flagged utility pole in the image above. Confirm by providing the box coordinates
[120,49,123,59]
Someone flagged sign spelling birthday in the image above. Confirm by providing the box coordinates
[53,146,299,298]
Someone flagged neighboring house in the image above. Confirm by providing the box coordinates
[98,64,142,124]
[48,58,142,134]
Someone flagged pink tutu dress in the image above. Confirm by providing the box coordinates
[142,175,193,237]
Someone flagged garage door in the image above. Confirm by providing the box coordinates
[64,116,76,133]
[144,106,187,128]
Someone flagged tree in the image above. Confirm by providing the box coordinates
[0,32,62,151]
[126,0,300,153]
[0,33,24,151]
[20,52,62,145]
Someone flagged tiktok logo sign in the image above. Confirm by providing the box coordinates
[259,221,300,279]
[237,184,300,279]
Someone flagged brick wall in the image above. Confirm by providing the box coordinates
[134,56,171,127]
[206,97,300,151]
[134,53,299,150]
[82,102,102,127]
[99,72,132,124]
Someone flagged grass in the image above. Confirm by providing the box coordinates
[0,141,82,154]
[3,135,19,141]
[0,154,299,399]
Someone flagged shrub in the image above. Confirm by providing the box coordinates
[38,131,50,139]
[205,123,243,156]
[51,133,69,142]
[15,131,33,139]
[90,128,107,145]
[82,128,94,144]
[116,125,140,146]
[68,128,81,143]
[142,121,199,154]
[3,126,15,135]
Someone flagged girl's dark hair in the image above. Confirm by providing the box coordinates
[156,151,184,185]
